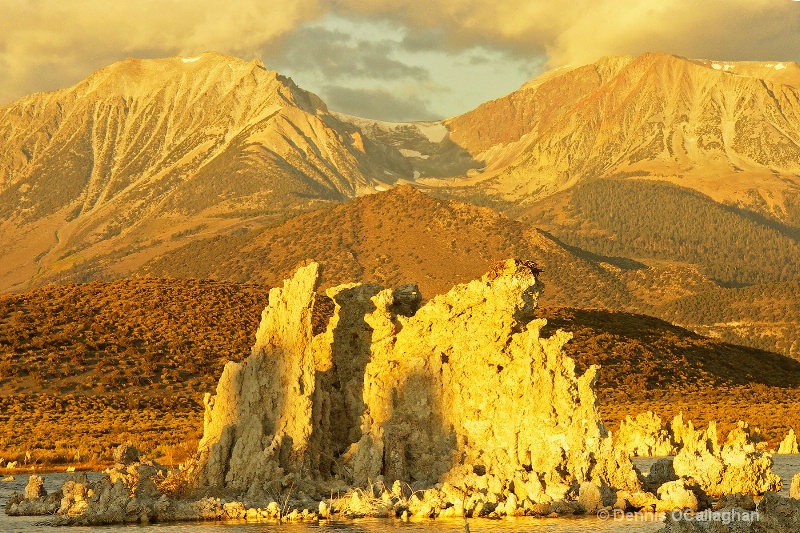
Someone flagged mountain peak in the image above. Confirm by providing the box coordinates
[72,52,279,100]
[0,52,413,290]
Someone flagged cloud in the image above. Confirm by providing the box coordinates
[333,0,800,66]
[322,85,437,121]
[265,25,430,82]
[0,0,798,117]
[0,0,323,104]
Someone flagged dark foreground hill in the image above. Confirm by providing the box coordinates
[1,277,798,468]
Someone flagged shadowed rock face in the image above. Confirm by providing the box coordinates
[189,259,640,501]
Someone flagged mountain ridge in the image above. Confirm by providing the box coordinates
[0,52,415,291]
[460,52,800,211]
[3,50,800,308]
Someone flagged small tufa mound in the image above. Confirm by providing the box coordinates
[25,475,46,499]
[615,411,677,457]
[790,472,800,499]
[113,441,142,466]
[778,428,799,454]
[673,420,780,497]
[5,475,61,516]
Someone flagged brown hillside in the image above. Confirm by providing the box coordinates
[142,184,800,360]
[1,276,799,468]
[141,185,655,310]
[0,278,269,467]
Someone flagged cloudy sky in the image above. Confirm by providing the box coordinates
[1,0,799,121]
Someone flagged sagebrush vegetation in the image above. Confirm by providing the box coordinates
[545,179,800,286]
[0,278,269,467]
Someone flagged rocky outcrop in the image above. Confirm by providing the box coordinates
[189,261,326,500]
[187,259,641,508]
[616,412,780,497]
[23,260,785,525]
[616,411,677,457]
[4,475,62,516]
[777,428,799,454]
[672,421,780,497]
[6,444,174,524]
[668,413,720,455]
[347,259,641,498]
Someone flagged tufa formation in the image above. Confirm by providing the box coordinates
[6,261,785,524]
[188,258,641,503]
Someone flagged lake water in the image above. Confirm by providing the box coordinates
[2,455,799,533]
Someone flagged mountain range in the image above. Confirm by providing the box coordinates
[2,50,800,360]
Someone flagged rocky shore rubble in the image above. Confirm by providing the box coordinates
[660,492,800,532]
[3,260,787,525]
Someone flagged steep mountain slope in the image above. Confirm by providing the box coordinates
[4,51,800,293]
[436,53,800,222]
[0,52,409,291]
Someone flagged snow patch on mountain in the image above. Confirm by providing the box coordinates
[400,149,429,159]
[416,122,448,143]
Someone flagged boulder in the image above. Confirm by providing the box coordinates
[714,493,756,511]
[644,458,678,492]
[577,482,602,513]
[655,480,699,512]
